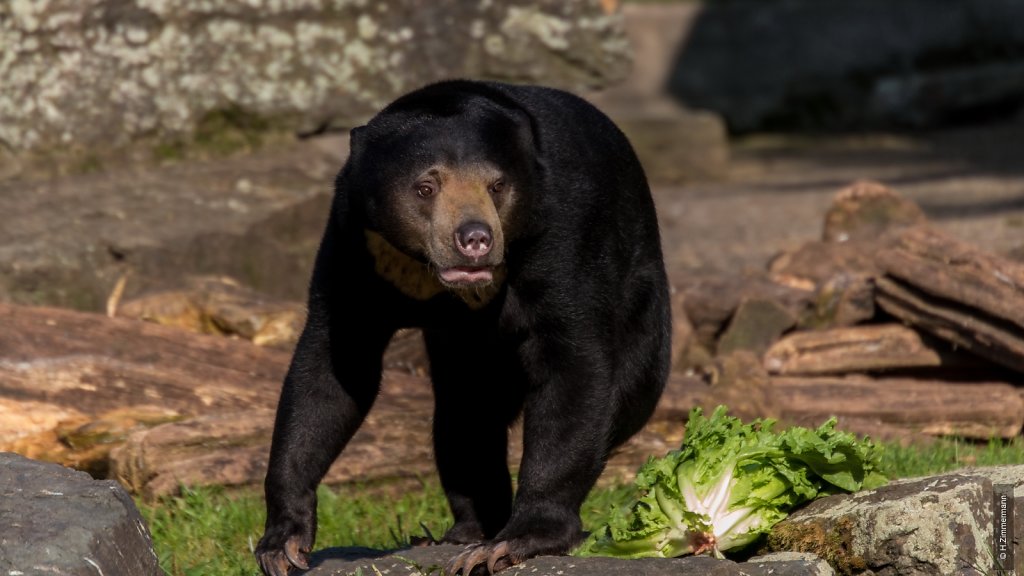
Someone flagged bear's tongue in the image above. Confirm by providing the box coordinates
[439,267,493,284]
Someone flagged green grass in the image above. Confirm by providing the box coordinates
[138,437,1024,576]
[879,437,1024,478]
[141,480,453,576]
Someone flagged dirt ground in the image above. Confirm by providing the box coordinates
[654,116,1024,285]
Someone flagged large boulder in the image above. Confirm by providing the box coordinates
[585,3,729,184]
[0,0,628,156]
[0,452,164,576]
[768,465,1024,574]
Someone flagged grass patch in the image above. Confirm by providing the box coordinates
[880,436,1024,478]
[138,437,1024,576]
[140,480,453,576]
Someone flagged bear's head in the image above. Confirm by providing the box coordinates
[343,85,537,307]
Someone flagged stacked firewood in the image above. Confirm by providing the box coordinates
[674,181,1024,442]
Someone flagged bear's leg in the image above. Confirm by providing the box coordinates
[256,311,393,576]
[424,327,524,545]
[257,226,396,576]
[434,409,512,544]
[445,344,614,574]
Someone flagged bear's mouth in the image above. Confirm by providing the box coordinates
[438,266,494,286]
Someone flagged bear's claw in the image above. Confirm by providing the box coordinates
[256,535,309,576]
[445,541,512,575]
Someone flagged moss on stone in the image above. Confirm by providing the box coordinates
[767,516,867,575]
[193,105,272,155]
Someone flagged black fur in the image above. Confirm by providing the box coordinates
[256,80,671,575]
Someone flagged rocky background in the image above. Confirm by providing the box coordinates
[0,0,628,154]
[2,1,1024,575]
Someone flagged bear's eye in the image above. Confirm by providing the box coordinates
[415,183,436,199]
[489,179,505,195]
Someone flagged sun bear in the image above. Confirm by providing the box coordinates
[255,80,671,576]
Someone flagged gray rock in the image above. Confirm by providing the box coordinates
[0,0,629,154]
[0,137,339,309]
[958,465,1024,574]
[667,0,1024,131]
[0,452,164,576]
[716,297,797,356]
[305,544,831,576]
[768,472,1004,575]
[606,100,729,185]
[749,552,835,576]
[585,3,730,184]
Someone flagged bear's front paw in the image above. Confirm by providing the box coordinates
[444,540,513,575]
[444,524,581,576]
[255,531,312,576]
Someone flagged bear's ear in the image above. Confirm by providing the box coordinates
[509,108,539,156]
[345,125,369,174]
[349,125,366,155]
[507,107,546,177]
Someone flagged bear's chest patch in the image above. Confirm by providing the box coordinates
[364,230,505,309]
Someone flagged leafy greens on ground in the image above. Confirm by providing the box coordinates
[580,406,887,559]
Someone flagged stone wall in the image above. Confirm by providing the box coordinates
[0,0,628,153]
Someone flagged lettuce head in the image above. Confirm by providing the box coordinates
[580,406,887,559]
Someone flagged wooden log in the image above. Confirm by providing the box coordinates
[873,226,1024,373]
[113,373,712,498]
[878,226,1024,330]
[383,329,430,377]
[0,302,292,472]
[771,376,1024,439]
[111,370,437,499]
[669,288,696,373]
[764,323,959,375]
[876,277,1024,374]
[0,302,289,423]
[119,276,432,376]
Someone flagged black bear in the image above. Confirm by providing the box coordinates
[255,80,670,576]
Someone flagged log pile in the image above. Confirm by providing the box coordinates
[677,181,1024,441]
[0,301,695,497]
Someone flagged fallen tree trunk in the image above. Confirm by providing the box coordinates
[0,302,289,415]
[111,370,438,500]
[763,323,973,375]
[771,376,1024,439]
[112,374,708,499]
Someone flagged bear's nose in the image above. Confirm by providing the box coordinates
[455,221,493,258]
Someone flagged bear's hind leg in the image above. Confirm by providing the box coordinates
[424,327,524,545]
[434,416,512,544]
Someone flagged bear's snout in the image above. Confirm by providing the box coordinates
[455,221,493,259]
